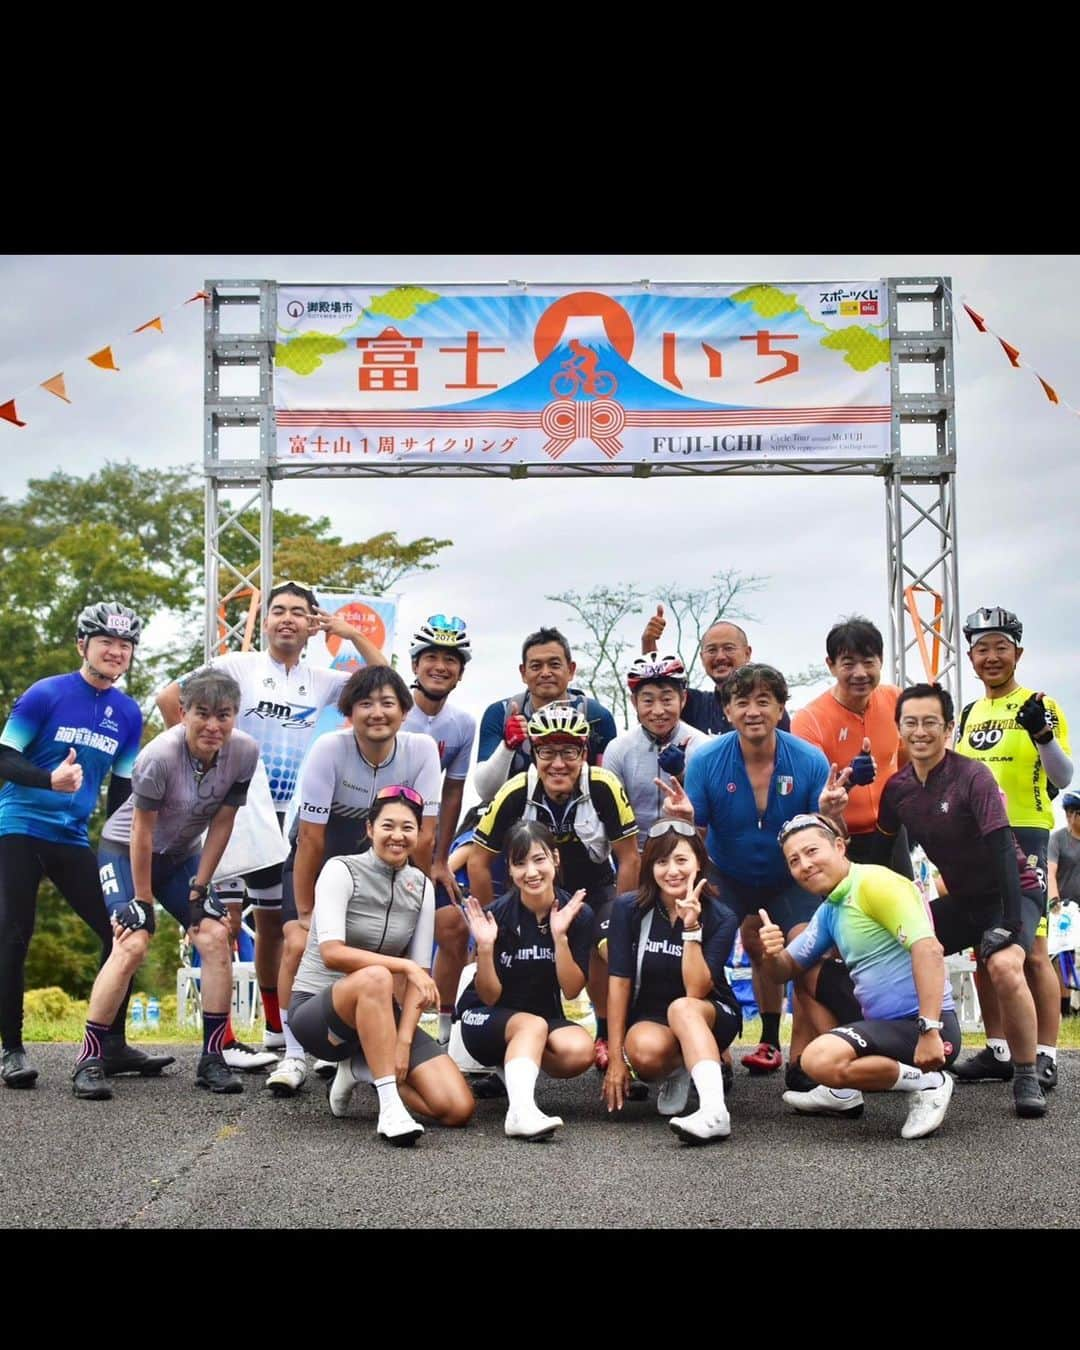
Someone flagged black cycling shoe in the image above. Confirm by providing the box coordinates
[1036,1052,1058,1090]
[100,1038,175,1077]
[626,1079,650,1102]
[785,1060,817,1093]
[195,1053,244,1094]
[470,1072,508,1100]
[72,1058,113,1101]
[951,1046,1014,1082]
[1013,1073,1048,1118]
[1,1048,39,1089]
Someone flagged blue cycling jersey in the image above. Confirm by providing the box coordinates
[0,671,142,846]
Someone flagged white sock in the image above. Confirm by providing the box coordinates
[1037,1044,1057,1062]
[891,1063,944,1091]
[438,1012,453,1044]
[689,1058,726,1112]
[280,1010,306,1062]
[987,1038,1011,1063]
[504,1056,539,1113]
[373,1074,404,1113]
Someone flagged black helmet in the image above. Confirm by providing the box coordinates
[962,606,1022,647]
[76,601,141,646]
[1063,790,1080,813]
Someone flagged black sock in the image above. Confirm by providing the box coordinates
[595,1018,608,1041]
[761,1012,781,1048]
[76,1020,110,1067]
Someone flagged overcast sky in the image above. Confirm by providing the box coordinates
[1,253,1074,824]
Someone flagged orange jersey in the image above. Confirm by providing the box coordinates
[791,684,902,834]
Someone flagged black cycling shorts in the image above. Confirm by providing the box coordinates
[825,1009,962,1066]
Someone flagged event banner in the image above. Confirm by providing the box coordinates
[273,282,892,468]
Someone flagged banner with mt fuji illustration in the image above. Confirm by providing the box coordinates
[273,282,892,468]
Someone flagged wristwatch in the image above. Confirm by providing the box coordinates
[917,1016,944,1035]
[188,879,210,898]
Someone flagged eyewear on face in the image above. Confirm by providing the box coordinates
[647,819,697,839]
[899,717,946,732]
[777,813,840,846]
[534,744,584,762]
[375,784,424,806]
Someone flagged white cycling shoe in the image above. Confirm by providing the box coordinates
[504,1104,563,1141]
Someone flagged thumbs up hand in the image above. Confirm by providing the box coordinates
[847,736,876,788]
[642,603,666,651]
[51,748,83,794]
[504,701,529,751]
[758,908,785,957]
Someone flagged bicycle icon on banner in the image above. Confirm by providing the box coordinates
[550,339,618,398]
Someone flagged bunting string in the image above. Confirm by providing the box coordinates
[1,290,209,429]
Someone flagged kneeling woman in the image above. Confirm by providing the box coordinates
[289,786,474,1146]
[602,820,741,1144]
[460,821,595,1141]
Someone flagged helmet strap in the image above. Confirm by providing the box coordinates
[411,679,449,706]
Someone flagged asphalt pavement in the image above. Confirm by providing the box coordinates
[1,1044,1077,1229]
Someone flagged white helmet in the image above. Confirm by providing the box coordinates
[410,614,472,665]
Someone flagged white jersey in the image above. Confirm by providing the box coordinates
[207,651,349,808]
[403,700,476,781]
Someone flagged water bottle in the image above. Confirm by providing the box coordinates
[146,996,161,1031]
[130,996,145,1033]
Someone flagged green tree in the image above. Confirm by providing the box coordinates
[547,584,646,729]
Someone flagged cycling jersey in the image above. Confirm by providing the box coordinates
[296,728,441,858]
[403,700,476,780]
[473,766,637,896]
[877,751,1039,898]
[787,862,954,1022]
[293,851,435,996]
[955,686,1071,830]
[201,651,350,808]
[0,672,142,846]
[101,725,260,859]
[600,721,710,845]
[790,685,902,835]
[685,730,830,888]
[456,888,594,1020]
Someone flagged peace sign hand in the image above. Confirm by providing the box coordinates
[675,876,707,930]
[654,775,695,823]
[819,763,851,817]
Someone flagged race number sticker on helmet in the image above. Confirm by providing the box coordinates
[527,702,591,741]
[76,601,142,646]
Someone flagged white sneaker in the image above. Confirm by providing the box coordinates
[266,1056,307,1097]
[900,1072,954,1140]
[222,1041,279,1071]
[262,1029,286,1050]
[313,1058,336,1081]
[328,1060,358,1118]
[377,1100,425,1146]
[504,1104,563,1141]
[657,1067,691,1117]
[782,1085,865,1117]
[669,1105,731,1143]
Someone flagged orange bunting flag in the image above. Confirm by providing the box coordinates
[133,316,164,334]
[88,346,119,372]
[0,399,27,427]
[185,291,210,304]
[997,337,1022,368]
[40,373,71,403]
[1037,375,1060,404]
[962,303,988,332]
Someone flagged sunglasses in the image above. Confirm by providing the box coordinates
[777,813,840,846]
[375,784,424,807]
[647,819,697,839]
[427,614,466,632]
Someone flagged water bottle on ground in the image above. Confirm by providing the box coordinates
[130,996,145,1033]
[146,996,161,1031]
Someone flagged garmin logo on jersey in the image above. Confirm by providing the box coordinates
[54,726,119,755]
[244,700,317,729]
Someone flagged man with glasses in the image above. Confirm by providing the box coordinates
[639,608,790,736]
[877,682,1048,1119]
[156,581,386,1073]
[473,627,618,802]
[468,702,639,1069]
[761,811,960,1140]
[268,666,442,1097]
[953,606,1073,1091]
[659,663,850,1079]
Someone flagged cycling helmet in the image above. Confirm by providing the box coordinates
[409,615,472,665]
[627,651,688,691]
[527,702,590,742]
[1063,790,1080,812]
[963,606,1022,647]
[76,601,141,646]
